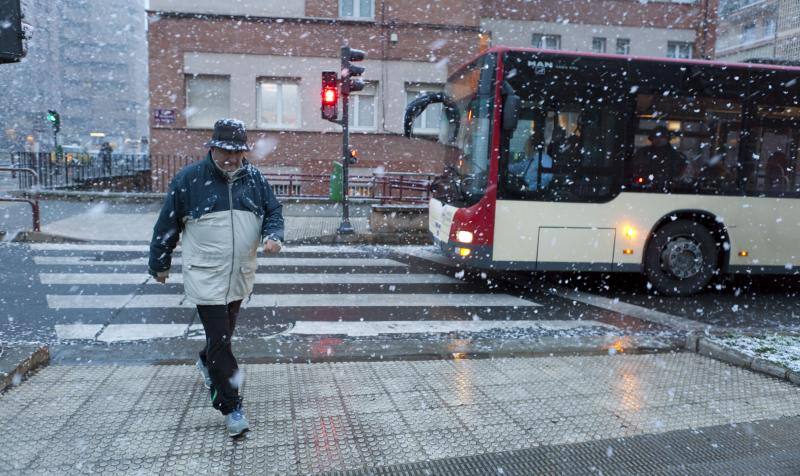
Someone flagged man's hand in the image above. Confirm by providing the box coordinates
[263,239,282,255]
[155,276,167,284]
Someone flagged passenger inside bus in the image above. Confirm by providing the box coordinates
[549,114,584,189]
[507,129,554,191]
[630,126,690,191]
[765,150,790,193]
[698,145,735,192]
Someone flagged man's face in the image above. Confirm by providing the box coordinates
[211,147,246,172]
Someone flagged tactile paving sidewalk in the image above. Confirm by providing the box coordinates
[2,353,800,474]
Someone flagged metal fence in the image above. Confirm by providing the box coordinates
[14,152,152,190]
[11,152,434,203]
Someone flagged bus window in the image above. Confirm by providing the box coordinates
[742,75,800,197]
[631,94,741,195]
[504,110,555,194]
[433,54,496,207]
[501,55,627,203]
[503,102,624,202]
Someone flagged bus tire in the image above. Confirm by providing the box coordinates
[643,220,719,296]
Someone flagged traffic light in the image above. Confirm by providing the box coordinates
[347,148,358,165]
[321,71,338,121]
[340,46,366,94]
[0,0,27,64]
[46,110,60,132]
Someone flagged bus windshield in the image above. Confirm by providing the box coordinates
[433,53,496,206]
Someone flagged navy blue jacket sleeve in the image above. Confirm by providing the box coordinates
[148,177,184,276]
[260,175,284,242]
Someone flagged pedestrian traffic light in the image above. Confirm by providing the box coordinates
[46,110,60,133]
[347,148,358,165]
[321,71,338,121]
[340,46,366,95]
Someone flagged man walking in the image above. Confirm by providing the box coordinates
[148,119,284,437]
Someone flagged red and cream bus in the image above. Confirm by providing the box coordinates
[404,47,800,295]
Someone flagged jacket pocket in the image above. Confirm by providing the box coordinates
[228,260,257,300]
[183,261,228,302]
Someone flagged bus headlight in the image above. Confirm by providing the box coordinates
[456,230,474,244]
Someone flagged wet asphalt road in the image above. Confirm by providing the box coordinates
[1,239,798,353]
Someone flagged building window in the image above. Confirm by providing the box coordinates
[592,37,607,54]
[765,18,777,37]
[616,38,631,55]
[532,34,561,50]
[742,22,757,43]
[348,82,377,131]
[257,80,299,129]
[340,0,373,19]
[185,75,230,128]
[667,41,693,59]
[406,84,444,135]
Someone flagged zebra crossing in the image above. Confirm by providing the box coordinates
[31,242,611,343]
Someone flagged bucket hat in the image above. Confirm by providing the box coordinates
[205,119,250,151]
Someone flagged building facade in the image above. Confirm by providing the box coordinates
[0,0,148,154]
[147,0,718,186]
[715,0,800,61]
[482,0,718,60]
[716,0,779,60]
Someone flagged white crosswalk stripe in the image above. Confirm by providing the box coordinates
[34,256,406,267]
[54,319,614,342]
[39,272,460,285]
[30,243,358,254]
[289,320,617,336]
[47,293,539,309]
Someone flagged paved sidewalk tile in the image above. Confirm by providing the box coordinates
[2,353,800,474]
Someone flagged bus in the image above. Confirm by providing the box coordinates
[404,47,800,296]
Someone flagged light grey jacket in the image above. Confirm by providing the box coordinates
[149,154,284,305]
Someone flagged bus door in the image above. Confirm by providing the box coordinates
[738,79,800,268]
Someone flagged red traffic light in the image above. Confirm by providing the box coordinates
[323,86,337,105]
[321,71,339,122]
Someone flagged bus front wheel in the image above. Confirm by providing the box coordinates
[644,220,719,296]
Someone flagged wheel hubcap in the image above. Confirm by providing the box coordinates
[660,237,704,279]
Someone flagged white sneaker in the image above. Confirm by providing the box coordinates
[225,407,250,437]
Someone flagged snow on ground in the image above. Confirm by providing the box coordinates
[709,334,800,373]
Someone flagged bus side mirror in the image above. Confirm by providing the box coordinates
[404,92,459,141]
[502,93,521,132]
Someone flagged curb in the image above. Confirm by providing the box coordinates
[0,345,50,392]
[694,336,800,385]
[10,230,88,244]
[9,229,430,246]
[49,334,683,365]
[11,189,385,205]
[10,189,164,203]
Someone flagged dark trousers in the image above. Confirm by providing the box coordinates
[197,300,242,415]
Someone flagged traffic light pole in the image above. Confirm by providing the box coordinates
[333,45,365,235]
[338,89,354,235]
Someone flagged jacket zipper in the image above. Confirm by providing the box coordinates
[224,180,234,304]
